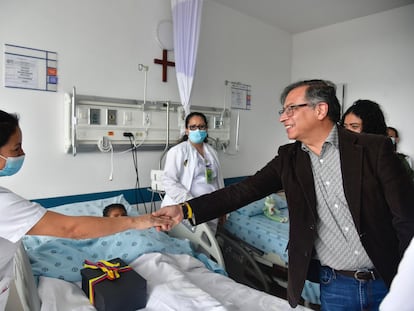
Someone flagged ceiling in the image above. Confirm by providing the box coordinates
[211,0,414,34]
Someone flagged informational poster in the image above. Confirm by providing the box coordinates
[230,81,251,110]
[4,44,57,92]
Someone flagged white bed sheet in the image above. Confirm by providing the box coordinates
[38,253,311,311]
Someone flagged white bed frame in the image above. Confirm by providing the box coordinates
[6,243,41,311]
[169,222,225,269]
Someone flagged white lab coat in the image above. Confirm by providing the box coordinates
[161,141,224,231]
[380,237,414,311]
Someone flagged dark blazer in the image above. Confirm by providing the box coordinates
[189,126,414,307]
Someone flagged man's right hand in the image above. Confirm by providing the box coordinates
[152,204,183,231]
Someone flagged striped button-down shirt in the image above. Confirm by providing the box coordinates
[302,126,373,270]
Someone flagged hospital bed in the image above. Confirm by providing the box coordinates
[220,193,321,307]
[7,194,312,311]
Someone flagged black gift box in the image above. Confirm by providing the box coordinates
[81,258,147,311]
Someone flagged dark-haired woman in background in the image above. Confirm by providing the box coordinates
[341,100,414,180]
[341,99,387,135]
[161,112,224,233]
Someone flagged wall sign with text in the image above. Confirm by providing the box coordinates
[227,81,251,110]
[4,44,57,92]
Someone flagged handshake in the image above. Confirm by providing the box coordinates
[147,204,185,232]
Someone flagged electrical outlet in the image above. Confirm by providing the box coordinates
[107,109,117,125]
[89,108,101,125]
[214,116,223,129]
[143,112,151,127]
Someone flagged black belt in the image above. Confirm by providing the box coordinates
[335,269,379,281]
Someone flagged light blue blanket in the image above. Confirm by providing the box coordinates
[23,228,195,282]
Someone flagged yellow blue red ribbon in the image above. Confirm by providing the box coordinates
[83,259,132,305]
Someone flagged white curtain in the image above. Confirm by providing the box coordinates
[171,0,203,116]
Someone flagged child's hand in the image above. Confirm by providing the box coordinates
[134,214,173,231]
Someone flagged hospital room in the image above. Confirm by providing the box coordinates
[1,0,414,310]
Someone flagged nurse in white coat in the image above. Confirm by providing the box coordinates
[0,110,172,311]
[162,112,224,233]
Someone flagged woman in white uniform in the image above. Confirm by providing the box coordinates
[0,110,172,310]
[162,112,224,233]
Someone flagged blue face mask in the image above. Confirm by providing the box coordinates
[188,130,207,144]
[0,154,25,176]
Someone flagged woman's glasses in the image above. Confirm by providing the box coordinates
[188,124,207,130]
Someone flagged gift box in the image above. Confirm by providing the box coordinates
[81,258,147,311]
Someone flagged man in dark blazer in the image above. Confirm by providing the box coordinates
[154,79,414,310]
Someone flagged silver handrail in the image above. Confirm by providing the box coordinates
[71,86,77,156]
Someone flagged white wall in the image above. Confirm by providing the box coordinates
[195,1,291,178]
[292,4,414,159]
[0,0,291,200]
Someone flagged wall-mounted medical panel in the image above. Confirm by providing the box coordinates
[64,88,231,155]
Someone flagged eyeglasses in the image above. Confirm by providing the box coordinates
[278,103,312,117]
[188,124,207,130]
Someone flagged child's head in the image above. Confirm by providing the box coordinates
[103,203,128,217]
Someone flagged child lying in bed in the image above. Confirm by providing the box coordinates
[103,203,128,217]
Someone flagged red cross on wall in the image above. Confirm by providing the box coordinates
[154,49,175,82]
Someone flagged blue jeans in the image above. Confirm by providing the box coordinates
[319,266,388,311]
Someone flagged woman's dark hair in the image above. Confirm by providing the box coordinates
[0,110,19,148]
[180,112,209,143]
[280,79,341,123]
[341,99,387,136]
